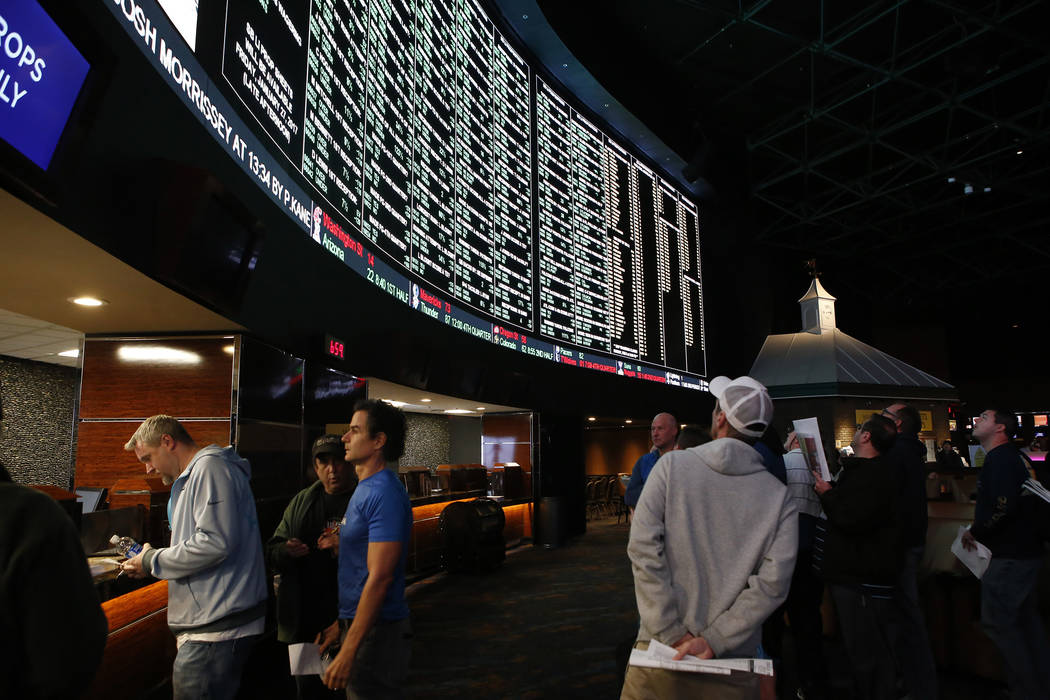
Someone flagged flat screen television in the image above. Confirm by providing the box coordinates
[0,0,90,170]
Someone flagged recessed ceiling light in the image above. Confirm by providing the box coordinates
[444,409,473,414]
[58,349,79,358]
[625,419,633,424]
[223,345,235,355]
[476,406,486,410]
[588,417,596,421]
[1017,149,1024,155]
[383,399,407,407]
[70,296,107,307]
[946,177,955,184]
[681,424,688,428]
[420,398,432,403]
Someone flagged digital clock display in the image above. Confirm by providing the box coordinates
[325,335,346,361]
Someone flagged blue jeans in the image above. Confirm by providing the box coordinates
[981,557,1050,699]
[172,634,260,700]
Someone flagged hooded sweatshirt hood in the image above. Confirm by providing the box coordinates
[182,444,252,480]
[683,436,768,477]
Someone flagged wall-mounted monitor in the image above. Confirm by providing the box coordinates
[75,486,106,513]
[1035,414,1048,427]
[96,0,708,391]
[0,0,90,170]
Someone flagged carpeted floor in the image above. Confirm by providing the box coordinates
[402,515,1010,700]
[403,517,638,699]
[235,514,1012,698]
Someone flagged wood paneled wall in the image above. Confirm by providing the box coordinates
[79,338,234,418]
[481,412,532,472]
[75,337,234,492]
[584,426,651,475]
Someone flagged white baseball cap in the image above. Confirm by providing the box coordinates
[709,376,774,438]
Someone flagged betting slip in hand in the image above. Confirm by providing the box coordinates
[951,525,991,579]
[629,639,774,676]
[288,643,326,676]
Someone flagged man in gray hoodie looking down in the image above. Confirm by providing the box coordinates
[621,376,798,700]
[121,415,267,700]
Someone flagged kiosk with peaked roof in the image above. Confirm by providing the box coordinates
[750,278,958,461]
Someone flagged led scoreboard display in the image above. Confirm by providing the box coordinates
[101,0,708,390]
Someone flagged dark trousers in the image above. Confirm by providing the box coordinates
[763,548,828,697]
[889,546,938,700]
[830,585,896,700]
[338,617,412,700]
[295,672,345,700]
[981,557,1050,700]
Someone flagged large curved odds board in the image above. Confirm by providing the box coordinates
[102,0,708,390]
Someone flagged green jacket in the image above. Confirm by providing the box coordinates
[265,480,352,643]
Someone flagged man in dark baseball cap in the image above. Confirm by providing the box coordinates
[266,435,357,699]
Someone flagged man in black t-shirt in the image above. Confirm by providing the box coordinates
[267,435,358,699]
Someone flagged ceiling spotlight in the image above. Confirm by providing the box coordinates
[70,296,107,307]
[946,177,955,184]
[983,187,992,193]
[625,419,633,424]
[587,416,596,422]
[444,409,473,414]
[963,183,974,195]
[476,406,486,410]
[420,398,432,403]
[223,345,235,355]
[681,424,688,428]
[1017,150,1024,155]
[58,349,80,358]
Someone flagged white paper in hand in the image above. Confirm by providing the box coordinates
[951,525,992,579]
[288,643,325,676]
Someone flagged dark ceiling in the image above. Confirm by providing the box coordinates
[535,0,1049,401]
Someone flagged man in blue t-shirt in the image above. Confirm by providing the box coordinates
[318,399,412,698]
[623,412,678,509]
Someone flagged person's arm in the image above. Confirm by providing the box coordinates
[142,459,243,579]
[627,457,688,644]
[698,498,798,656]
[623,455,645,508]
[818,466,887,533]
[265,493,309,571]
[321,540,401,690]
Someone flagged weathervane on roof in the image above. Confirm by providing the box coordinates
[804,258,822,280]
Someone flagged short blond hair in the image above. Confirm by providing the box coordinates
[124,415,194,451]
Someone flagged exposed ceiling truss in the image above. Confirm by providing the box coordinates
[538,0,1050,306]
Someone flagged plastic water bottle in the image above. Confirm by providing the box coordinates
[110,534,143,558]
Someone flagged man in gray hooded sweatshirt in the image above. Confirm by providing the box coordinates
[621,376,798,700]
[121,415,267,700]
